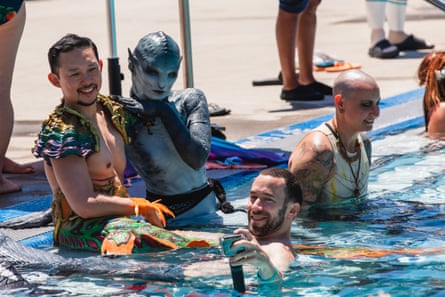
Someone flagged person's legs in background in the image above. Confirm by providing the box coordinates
[297,0,332,95]
[366,0,433,59]
[386,0,408,45]
[366,0,399,58]
[0,2,29,194]
[386,0,434,51]
[367,0,388,46]
[276,8,300,93]
[276,0,323,101]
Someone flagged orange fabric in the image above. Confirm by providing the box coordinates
[139,233,178,249]
[314,61,362,72]
[185,240,212,248]
[101,233,136,255]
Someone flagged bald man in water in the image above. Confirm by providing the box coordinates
[288,69,381,208]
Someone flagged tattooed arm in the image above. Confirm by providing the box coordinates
[288,131,336,206]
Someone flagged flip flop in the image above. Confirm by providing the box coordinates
[368,39,399,59]
[313,51,343,68]
[322,61,362,72]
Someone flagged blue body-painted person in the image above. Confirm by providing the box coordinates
[115,31,229,227]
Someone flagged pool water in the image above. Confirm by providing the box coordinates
[286,127,445,297]
[6,127,445,297]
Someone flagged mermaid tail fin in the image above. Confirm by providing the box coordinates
[101,231,136,255]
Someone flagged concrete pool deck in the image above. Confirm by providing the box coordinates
[1,0,444,242]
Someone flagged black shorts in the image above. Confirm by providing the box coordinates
[279,0,309,13]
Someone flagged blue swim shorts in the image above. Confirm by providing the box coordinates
[0,0,23,25]
[279,0,310,13]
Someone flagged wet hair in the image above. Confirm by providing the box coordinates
[259,168,303,205]
[417,51,445,131]
[48,33,99,74]
[132,31,180,64]
[417,52,435,86]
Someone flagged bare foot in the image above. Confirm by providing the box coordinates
[0,176,22,195]
[2,157,35,174]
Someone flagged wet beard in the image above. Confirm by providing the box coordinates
[248,205,286,238]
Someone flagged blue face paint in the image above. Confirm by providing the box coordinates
[130,31,182,101]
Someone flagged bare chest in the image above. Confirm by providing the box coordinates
[87,111,126,179]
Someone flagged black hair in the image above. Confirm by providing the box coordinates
[48,33,99,74]
[259,168,303,205]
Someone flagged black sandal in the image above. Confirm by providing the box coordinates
[394,35,435,51]
[368,39,399,59]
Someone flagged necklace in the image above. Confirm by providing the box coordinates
[345,150,361,198]
[324,123,362,198]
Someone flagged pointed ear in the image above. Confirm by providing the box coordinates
[128,48,136,72]
[48,73,61,88]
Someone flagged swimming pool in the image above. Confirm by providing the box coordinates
[4,88,445,296]
[285,125,445,297]
[4,122,444,296]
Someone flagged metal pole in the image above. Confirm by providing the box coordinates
[178,0,194,88]
[106,0,123,95]
[424,0,445,11]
